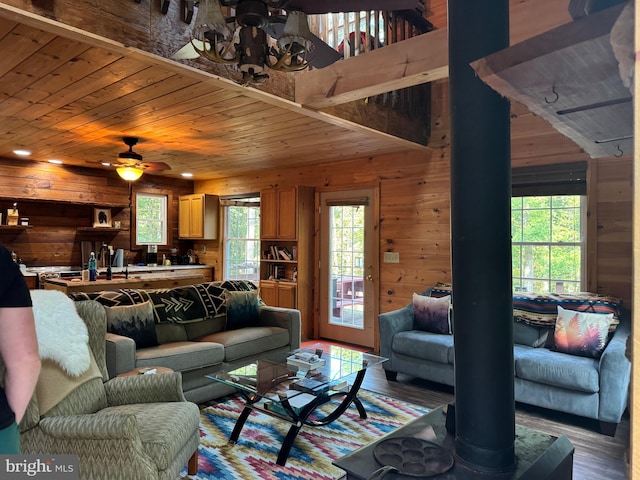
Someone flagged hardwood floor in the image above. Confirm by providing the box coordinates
[361,365,630,480]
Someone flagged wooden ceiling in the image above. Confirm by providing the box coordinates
[0,8,427,181]
[0,0,601,182]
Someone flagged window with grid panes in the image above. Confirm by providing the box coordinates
[223,196,260,281]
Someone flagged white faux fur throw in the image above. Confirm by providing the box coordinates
[30,290,91,377]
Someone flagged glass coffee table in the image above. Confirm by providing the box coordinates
[207,344,387,466]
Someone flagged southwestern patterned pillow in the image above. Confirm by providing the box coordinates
[553,306,613,358]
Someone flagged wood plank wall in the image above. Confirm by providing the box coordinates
[0,158,194,267]
[196,80,634,320]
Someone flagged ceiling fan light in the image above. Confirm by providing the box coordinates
[277,11,313,52]
[116,166,144,181]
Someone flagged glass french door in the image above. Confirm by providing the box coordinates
[319,189,377,348]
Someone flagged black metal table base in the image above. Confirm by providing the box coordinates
[229,368,369,466]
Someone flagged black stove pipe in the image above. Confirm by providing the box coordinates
[448,0,516,474]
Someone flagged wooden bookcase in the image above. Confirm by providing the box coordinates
[259,186,314,337]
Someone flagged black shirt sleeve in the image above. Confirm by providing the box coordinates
[0,245,31,308]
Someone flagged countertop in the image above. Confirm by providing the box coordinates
[21,264,212,278]
[45,272,206,287]
[98,264,213,278]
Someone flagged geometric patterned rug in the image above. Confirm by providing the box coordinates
[180,390,429,480]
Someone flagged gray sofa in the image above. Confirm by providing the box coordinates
[70,280,301,404]
[379,288,631,435]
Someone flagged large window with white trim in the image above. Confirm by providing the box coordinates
[136,193,168,245]
[222,196,260,281]
[511,195,585,294]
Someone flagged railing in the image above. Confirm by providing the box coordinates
[309,9,434,129]
[309,9,432,59]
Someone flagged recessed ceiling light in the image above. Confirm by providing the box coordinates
[13,149,31,156]
[181,172,193,178]
[101,162,111,167]
[48,159,63,164]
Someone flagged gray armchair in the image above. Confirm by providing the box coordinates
[19,300,200,480]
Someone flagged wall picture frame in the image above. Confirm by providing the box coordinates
[93,208,112,228]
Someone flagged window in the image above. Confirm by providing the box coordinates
[223,196,260,281]
[136,193,168,245]
[511,195,585,294]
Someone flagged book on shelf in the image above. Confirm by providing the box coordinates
[278,247,292,261]
[269,264,286,279]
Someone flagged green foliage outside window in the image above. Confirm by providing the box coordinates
[512,195,583,293]
[225,199,260,281]
[136,194,167,245]
[330,205,365,279]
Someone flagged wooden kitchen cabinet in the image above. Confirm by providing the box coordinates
[259,186,314,337]
[260,280,296,309]
[179,194,219,240]
[260,187,297,240]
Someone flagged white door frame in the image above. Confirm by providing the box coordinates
[316,187,379,348]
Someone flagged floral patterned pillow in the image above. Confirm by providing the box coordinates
[553,306,613,358]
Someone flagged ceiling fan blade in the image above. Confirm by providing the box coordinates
[308,34,341,68]
[283,0,422,14]
[171,40,204,60]
[143,162,172,172]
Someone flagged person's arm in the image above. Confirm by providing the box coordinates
[0,306,41,423]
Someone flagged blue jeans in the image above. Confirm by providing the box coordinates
[0,422,20,454]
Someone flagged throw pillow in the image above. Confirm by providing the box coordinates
[553,305,613,358]
[513,321,549,348]
[226,290,260,330]
[413,293,451,334]
[104,301,159,348]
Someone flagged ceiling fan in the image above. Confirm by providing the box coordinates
[113,137,171,181]
[171,0,424,86]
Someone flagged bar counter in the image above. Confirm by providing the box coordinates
[43,273,206,294]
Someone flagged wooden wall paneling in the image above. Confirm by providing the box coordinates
[196,150,453,320]
[197,137,631,329]
[586,159,598,294]
[0,159,194,268]
[594,156,633,307]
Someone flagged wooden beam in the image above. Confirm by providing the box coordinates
[295,29,448,110]
[470,3,631,158]
[295,0,573,109]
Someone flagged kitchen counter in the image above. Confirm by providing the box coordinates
[43,273,206,294]
[107,264,213,274]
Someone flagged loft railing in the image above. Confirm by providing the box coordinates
[309,9,434,132]
[309,9,432,59]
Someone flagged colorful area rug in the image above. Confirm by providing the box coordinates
[181,390,429,480]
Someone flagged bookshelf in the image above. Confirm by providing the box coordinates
[259,186,314,337]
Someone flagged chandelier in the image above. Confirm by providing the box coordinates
[190,0,315,85]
